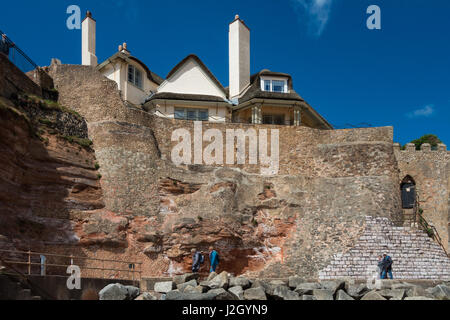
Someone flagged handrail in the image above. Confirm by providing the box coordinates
[0,255,55,300]
[0,249,143,282]
[413,193,449,258]
[0,28,39,73]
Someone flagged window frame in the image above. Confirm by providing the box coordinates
[260,77,288,93]
[128,64,143,89]
[174,107,209,121]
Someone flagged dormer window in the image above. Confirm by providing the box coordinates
[261,78,288,93]
[128,65,143,89]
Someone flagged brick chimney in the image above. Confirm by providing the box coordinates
[229,15,250,101]
[82,11,98,66]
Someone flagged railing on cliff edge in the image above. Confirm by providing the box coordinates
[0,29,38,73]
[0,249,143,284]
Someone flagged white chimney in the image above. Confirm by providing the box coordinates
[229,15,250,100]
[82,11,98,66]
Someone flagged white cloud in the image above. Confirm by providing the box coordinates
[290,0,334,37]
[406,105,435,118]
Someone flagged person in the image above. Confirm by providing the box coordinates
[377,255,383,279]
[209,246,219,273]
[381,253,394,279]
[191,248,204,273]
[0,34,12,56]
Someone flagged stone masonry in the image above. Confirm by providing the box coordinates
[320,216,450,280]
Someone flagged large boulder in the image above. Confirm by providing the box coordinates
[272,285,301,300]
[336,290,354,300]
[405,286,434,298]
[208,271,229,289]
[229,276,250,289]
[428,284,450,300]
[173,273,199,285]
[404,296,435,300]
[99,283,139,300]
[288,276,305,289]
[177,280,198,292]
[209,288,238,300]
[165,291,216,301]
[228,286,244,300]
[251,280,279,297]
[154,281,176,293]
[294,283,321,295]
[361,291,386,300]
[207,272,217,281]
[345,283,369,298]
[302,295,317,300]
[135,292,157,300]
[320,280,345,294]
[244,287,267,300]
[125,286,140,300]
[378,289,405,300]
[312,289,334,301]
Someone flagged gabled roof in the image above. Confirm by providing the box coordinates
[238,69,305,104]
[165,54,228,97]
[97,51,164,85]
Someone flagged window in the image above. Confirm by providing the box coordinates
[261,78,287,93]
[263,114,285,125]
[128,65,143,89]
[174,108,209,121]
[272,80,285,93]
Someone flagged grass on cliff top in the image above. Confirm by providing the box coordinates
[21,93,82,119]
[0,98,31,123]
[61,135,93,149]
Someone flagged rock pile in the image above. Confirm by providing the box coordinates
[99,273,450,301]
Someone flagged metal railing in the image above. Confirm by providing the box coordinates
[412,194,449,258]
[0,29,38,73]
[0,249,142,282]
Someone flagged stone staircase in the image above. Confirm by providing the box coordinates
[319,216,450,280]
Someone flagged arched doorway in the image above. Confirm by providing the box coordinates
[400,175,416,209]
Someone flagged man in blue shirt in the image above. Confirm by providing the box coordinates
[209,246,220,273]
[381,253,394,279]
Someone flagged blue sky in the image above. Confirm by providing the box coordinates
[1,0,449,145]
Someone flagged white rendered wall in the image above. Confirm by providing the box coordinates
[100,59,159,105]
[158,59,226,99]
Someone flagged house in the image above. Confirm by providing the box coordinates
[81,12,332,129]
[81,11,163,106]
